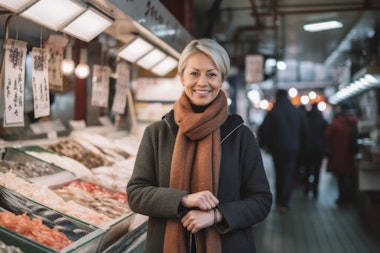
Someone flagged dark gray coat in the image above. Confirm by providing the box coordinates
[258,96,308,154]
[127,110,272,253]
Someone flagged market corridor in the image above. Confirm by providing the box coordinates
[253,151,380,253]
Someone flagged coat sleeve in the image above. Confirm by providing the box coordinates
[127,123,188,219]
[217,126,272,233]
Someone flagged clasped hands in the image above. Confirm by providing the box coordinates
[181,190,222,234]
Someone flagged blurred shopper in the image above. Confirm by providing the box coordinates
[303,103,329,199]
[258,89,308,214]
[296,105,309,186]
[127,38,272,253]
[325,100,358,205]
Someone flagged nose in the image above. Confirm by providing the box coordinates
[197,73,208,85]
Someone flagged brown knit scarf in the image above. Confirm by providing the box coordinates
[163,91,228,253]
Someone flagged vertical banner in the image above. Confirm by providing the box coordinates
[3,39,28,127]
[91,64,111,107]
[30,47,50,119]
[111,61,130,114]
[45,34,68,91]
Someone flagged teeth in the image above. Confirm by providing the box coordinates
[195,90,209,94]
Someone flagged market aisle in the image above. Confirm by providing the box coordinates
[253,151,380,253]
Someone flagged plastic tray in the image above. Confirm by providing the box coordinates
[0,186,106,253]
[102,218,147,253]
[49,179,134,252]
[3,147,76,186]
[0,226,55,253]
[97,212,135,252]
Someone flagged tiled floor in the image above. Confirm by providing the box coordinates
[253,152,380,253]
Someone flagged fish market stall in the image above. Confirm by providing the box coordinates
[0,185,106,253]
[0,129,147,253]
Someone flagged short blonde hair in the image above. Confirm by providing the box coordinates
[178,38,230,79]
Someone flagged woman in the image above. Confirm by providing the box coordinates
[127,38,272,253]
[325,100,358,205]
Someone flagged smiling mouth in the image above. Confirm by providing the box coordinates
[194,90,211,94]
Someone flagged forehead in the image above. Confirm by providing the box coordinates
[185,52,217,69]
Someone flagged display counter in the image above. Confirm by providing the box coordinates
[356,141,380,238]
[0,127,147,253]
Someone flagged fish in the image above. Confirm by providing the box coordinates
[0,185,89,241]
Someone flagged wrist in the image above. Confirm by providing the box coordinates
[213,208,217,225]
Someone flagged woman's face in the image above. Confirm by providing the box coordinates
[180,52,223,106]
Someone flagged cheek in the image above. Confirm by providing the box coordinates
[211,79,223,89]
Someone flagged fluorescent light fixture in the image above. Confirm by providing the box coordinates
[137,49,166,70]
[0,0,35,13]
[118,37,154,63]
[328,66,380,104]
[63,8,113,42]
[151,56,178,76]
[303,21,343,32]
[20,0,85,31]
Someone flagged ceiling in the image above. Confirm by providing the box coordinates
[191,0,380,88]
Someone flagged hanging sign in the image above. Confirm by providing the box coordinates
[91,65,111,107]
[3,39,28,127]
[245,54,264,83]
[112,61,130,114]
[45,34,69,91]
[30,47,50,119]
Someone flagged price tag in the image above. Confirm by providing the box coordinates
[47,131,58,139]
[69,120,86,130]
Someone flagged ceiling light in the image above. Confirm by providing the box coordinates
[62,8,113,42]
[61,44,74,75]
[75,48,90,79]
[137,49,166,70]
[75,63,90,79]
[328,66,380,104]
[276,61,287,70]
[118,37,154,63]
[303,21,343,32]
[20,0,85,31]
[0,0,35,13]
[61,58,75,75]
[151,56,178,76]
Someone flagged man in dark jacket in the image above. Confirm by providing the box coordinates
[258,89,308,213]
[304,103,329,199]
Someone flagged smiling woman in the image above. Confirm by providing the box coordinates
[127,38,272,253]
[178,39,230,106]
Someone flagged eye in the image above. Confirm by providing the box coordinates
[207,72,218,78]
[189,71,199,77]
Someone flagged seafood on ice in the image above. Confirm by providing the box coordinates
[0,212,72,251]
[0,172,111,226]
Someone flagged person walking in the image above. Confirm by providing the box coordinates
[303,103,329,199]
[324,100,358,205]
[258,89,308,213]
[127,38,272,253]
